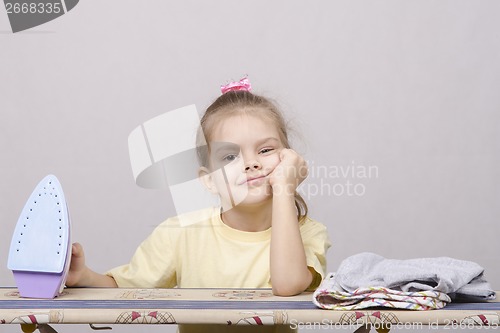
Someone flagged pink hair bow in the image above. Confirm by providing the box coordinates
[220,76,252,94]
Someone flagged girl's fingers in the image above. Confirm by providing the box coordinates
[71,243,84,258]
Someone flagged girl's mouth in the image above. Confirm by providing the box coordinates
[239,175,267,186]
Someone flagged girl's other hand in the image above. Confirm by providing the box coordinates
[65,242,88,287]
[269,149,308,195]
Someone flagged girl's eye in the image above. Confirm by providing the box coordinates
[259,148,274,154]
[222,154,238,162]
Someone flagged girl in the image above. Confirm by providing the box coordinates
[66,80,331,332]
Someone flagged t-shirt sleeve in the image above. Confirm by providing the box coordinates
[106,221,177,288]
[300,218,331,291]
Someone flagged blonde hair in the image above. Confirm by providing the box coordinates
[197,90,308,222]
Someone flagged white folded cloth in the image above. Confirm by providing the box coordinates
[313,253,496,310]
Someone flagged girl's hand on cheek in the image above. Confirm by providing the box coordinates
[269,149,308,195]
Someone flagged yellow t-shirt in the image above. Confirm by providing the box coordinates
[107,207,331,332]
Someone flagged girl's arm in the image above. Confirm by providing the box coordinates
[65,243,118,288]
[269,149,312,296]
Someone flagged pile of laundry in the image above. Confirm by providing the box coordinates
[313,252,496,310]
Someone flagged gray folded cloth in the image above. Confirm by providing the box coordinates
[335,252,496,301]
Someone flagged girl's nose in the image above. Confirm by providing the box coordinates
[244,159,262,171]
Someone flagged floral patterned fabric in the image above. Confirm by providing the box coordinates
[313,273,451,310]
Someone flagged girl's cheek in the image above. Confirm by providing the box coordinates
[266,154,281,171]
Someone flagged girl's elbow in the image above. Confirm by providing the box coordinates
[272,285,303,296]
[272,280,309,296]
[271,270,313,296]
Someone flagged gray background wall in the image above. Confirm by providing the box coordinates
[1,1,499,332]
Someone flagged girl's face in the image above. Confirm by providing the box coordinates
[203,112,283,210]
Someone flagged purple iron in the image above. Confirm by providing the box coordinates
[7,175,71,299]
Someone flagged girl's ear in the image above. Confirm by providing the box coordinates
[198,166,218,194]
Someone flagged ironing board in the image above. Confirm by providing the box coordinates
[0,288,499,331]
